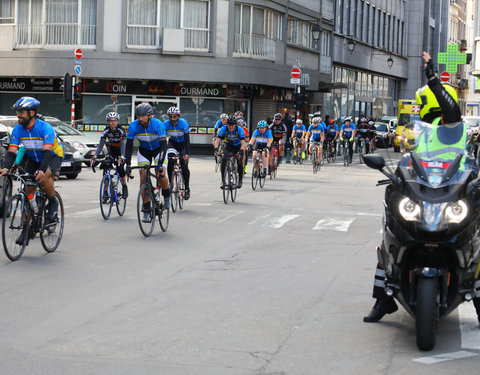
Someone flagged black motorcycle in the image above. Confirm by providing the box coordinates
[364,120,480,351]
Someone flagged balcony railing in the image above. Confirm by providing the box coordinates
[14,24,96,47]
[233,33,276,60]
[184,29,209,51]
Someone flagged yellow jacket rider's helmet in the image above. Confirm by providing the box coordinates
[415,83,458,123]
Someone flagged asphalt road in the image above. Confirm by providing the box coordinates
[0,149,479,375]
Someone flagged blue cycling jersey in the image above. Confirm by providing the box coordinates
[127,117,166,150]
[293,124,306,135]
[10,119,64,161]
[215,120,227,130]
[252,128,273,146]
[341,123,356,138]
[217,125,245,146]
[325,124,339,137]
[164,118,189,143]
[307,124,325,141]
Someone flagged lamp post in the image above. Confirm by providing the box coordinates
[346,36,356,53]
[387,56,394,68]
[312,24,321,48]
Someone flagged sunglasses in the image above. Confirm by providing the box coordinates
[168,115,178,118]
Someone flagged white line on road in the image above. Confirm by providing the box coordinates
[67,208,99,218]
[413,351,478,364]
[263,214,299,228]
[459,302,480,350]
[312,218,355,232]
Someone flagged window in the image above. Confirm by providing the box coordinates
[0,0,14,24]
[287,17,315,49]
[14,0,96,47]
[320,31,330,56]
[234,4,280,60]
[126,0,211,51]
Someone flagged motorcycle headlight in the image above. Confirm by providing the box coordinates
[399,197,421,221]
[445,200,468,223]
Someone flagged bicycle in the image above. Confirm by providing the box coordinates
[251,149,266,190]
[93,156,127,220]
[325,138,337,163]
[343,139,353,166]
[131,165,169,237]
[221,152,238,204]
[291,137,304,165]
[310,141,322,174]
[270,142,279,179]
[215,140,226,173]
[2,170,64,261]
[357,137,365,164]
[169,155,185,213]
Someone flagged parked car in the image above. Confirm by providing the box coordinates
[379,116,397,132]
[0,115,105,166]
[374,122,394,148]
[463,116,480,137]
[0,117,84,178]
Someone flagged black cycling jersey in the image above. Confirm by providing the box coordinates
[269,122,287,139]
[95,126,126,157]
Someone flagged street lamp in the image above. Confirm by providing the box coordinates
[346,36,356,53]
[387,56,394,68]
[312,25,321,45]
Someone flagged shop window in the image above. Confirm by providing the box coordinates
[79,95,131,130]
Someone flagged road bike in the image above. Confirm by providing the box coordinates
[357,137,365,164]
[2,170,64,261]
[131,165,169,237]
[215,140,226,173]
[270,142,279,179]
[310,141,322,174]
[93,156,127,220]
[222,152,239,204]
[251,149,266,190]
[343,139,353,166]
[291,137,304,165]
[325,138,337,163]
[169,155,185,213]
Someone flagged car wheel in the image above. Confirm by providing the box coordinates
[66,173,79,180]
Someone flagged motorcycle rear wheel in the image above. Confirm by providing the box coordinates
[415,277,439,351]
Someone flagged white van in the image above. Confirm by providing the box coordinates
[379,116,397,131]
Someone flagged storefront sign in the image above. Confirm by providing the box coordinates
[0,77,62,92]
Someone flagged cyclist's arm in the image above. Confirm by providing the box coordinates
[94,138,106,158]
[428,77,461,123]
[248,136,256,146]
[125,138,134,165]
[184,132,191,155]
[120,138,126,157]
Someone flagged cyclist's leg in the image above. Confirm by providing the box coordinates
[179,155,190,190]
[154,149,171,208]
[278,139,284,162]
[36,155,62,220]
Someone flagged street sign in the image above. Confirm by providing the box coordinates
[290,78,301,84]
[74,48,82,59]
[440,71,450,82]
[291,67,301,78]
[74,59,82,65]
[74,65,82,76]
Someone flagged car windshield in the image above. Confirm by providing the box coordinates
[376,124,388,132]
[49,120,84,136]
[0,119,20,127]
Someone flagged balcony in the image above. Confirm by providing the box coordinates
[233,33,276,61]
[126,26,209,51]
[14,24,96,48]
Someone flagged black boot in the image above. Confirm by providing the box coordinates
[363,298,398,323]
[473,298,480,325]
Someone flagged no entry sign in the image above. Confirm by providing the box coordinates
[440,71,450,83]
[74,48,82,59]
[291,67,301,79]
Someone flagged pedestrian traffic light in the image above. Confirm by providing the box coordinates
[62,73,73,102]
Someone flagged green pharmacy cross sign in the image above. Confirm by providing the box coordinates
[438,44,467,73]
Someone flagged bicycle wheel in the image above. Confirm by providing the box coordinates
[259,161,265,188]
[230,160,238,202]
[40,191,64,253]
[332,144,337,162]
[2,194,28,261]
[178,175,185,210]
[171,172,179,213]
[137,184,155,237]
[312,150,318,174]
[116,181,127,217]
[270,153,276,180]
[343,145,348,166]
[222,166,229,204]
[251,160,259,190]
[158,195,170,232]
[99,174,113,220]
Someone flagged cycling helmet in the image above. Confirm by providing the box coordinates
[415,83,458,123]
[344,117,352,122]
[226,115,237,125]
[12,96,40,111]
[296,119,302,124]
[106,111,120,121]
[329,119,335,125]
[234,111,243,117]
[368,120,374,126]
[135,103,153,117]
[167,106,181,115]
[237,118,245,125]
[273,113,282,121]
[220,113,228,119]
[312,117,320,124]
[257,120,268,128]
[360,117,367,123]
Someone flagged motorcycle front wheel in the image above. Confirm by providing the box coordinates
[415,277,439,351]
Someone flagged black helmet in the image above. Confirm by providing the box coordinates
[226,115,237,125]
[135,103,153,117]
[273,113,282,120]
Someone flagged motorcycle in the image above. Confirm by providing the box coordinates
[364,120,480,351]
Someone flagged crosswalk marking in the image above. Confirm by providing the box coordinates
[459,302,480,350]
[413,350,478,364]
[264,214,299,228]
[312,218,355,232]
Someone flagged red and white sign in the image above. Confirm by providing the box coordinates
[291,67,301,79]
[412,105,421,113]
[74,48,83,59]
[440,71,450,83]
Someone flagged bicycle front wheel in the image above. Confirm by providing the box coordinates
[312,151,318,174]
[222,166,229,204]
[158,195,170,232]
[137,184,155,237]
[41,191,64,253]
[230,163,238,203]
[99,174,113,220]
[116,182,127,216]
[2,194,28,261]
[171,172,179,213]
[251,160,259,190]
[178,174,185,210]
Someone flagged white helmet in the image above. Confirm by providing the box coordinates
[296,119,302,124]
[167,106,181,115]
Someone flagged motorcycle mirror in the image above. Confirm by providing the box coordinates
[363,154,386,170]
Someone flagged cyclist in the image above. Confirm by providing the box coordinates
[236,117,250,174]
[339,117,356,163]
[363,51,480,324]
[91,112,128,198]
[214,113,228,137]
[248,120,273,178]
[324,119,339,156]
[355,117,370,154]
[125,103,171,222]
[213,115,245,188]
[164,106,191,201]
[0,97,63,244]
[367,120,377,150]
[291,119,306,160]
[305,117,324,163]
[269,113,287,165]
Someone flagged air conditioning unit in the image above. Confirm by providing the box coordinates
[162,28,184,55]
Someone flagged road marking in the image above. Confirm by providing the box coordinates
[248,214,272,225]
[67,208,99,218]
[413,350,478,364]
[459,302,480,350]
[263,214,299,228]
[313,218,355,232]
[198,210,245,223]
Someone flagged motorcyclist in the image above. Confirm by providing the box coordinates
[363,51,480,324]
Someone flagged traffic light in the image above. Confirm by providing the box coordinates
[62,72,73,102]
[73,80,82,101]
[293,87,307,109]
